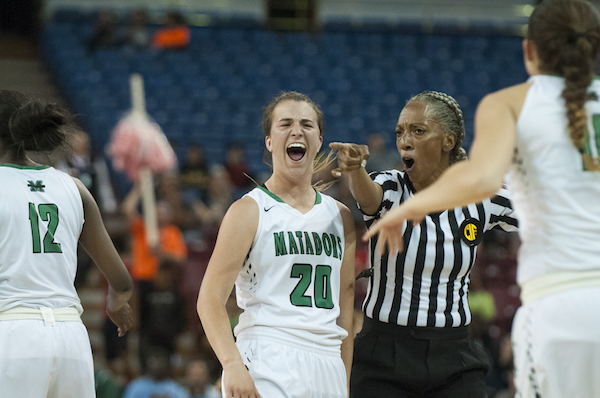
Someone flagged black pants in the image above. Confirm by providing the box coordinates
[350,316,489,398]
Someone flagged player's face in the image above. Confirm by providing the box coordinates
[395,100,452,191]
[265,100,323,178]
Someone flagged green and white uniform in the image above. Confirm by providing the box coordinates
[229,186,348,398]
[509,75,600,398]
[0,164,93,398]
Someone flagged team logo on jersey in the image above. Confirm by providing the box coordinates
[459,218,483,247]
[28,180,45,192]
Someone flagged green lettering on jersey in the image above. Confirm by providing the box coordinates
[288,231,299,255]
[322,233,332,256]
[330,234,338,258]
[312,232,322,255]
[337,236,343,259]
[274,232,287,256]
[295,231,305,254]
[304,232,314,255]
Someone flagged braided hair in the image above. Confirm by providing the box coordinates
[528,0,600,170]
[409,91,467,164]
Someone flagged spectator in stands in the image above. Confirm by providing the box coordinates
[152,11,190,50]
[88,11,120,52]
[122,184,187,370]
[157,171,195,230]
[142,262,187,360]
[122,346,189,398]
[192,164,233,242]
[123,9,150,50]
[62,130,119,287]
[223,142,253,199]
[179,144,211,205]
[67,130,118,215]
[364,132,403,173]
[183,358,220,398]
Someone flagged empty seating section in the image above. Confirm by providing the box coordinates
[42,12,527,175]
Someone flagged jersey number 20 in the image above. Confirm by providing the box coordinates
[290,263,334,309]
[28,203,62,254]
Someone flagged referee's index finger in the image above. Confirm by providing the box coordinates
[329,142,352,152]
[329,142,363,157]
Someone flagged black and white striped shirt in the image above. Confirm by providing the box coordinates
[362,170,517,328]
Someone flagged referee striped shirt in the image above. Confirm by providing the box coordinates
[362,170,517,328]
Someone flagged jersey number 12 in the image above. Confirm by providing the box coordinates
[28,203,62,254]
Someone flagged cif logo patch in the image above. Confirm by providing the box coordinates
[460,218,483,247]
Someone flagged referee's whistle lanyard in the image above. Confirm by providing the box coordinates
[355,258,383,280]
[355,268,373,280]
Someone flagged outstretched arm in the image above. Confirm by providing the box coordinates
[365,85,525,252]
[75,178,134,337]
[336,201,356,392]
[329,142,383,215]
[197,196,262,398]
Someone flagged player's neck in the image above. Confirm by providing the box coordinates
[0,152,36,167]
[264,177,317,213]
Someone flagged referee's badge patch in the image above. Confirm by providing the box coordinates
[460,218,483,247]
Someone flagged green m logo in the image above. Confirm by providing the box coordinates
[28,180,45,192]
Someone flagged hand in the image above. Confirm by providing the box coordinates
[363,204,426,255]
[106,302,134,337]
[329,142,370,177]
[223,362,262,398]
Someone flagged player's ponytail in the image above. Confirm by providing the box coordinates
[527,0,600,170]
[0,90,74,155]
[9,100,72,153]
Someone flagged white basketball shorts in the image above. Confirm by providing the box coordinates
[512,287,600,398]
[224,326,348,398]
[0,318,95,398]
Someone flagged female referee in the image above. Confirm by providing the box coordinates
[365,1,600,397]
[331,90,517,397]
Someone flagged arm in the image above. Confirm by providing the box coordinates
[364,85,524,251]
[336,201,356,391]
[197,196,262,398]
[329,142,383,215]
[121,182,142,221]
[74,178,134,337]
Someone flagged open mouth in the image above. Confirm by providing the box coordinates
[287,143,306,161]
[403,157,415,170]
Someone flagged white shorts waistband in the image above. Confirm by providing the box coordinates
[236,326,341,356]
[0,306,82,325]
[520,270,600,305]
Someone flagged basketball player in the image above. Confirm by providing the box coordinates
[197,91,356,398]
[331,91,517,397]
[0,90,134,398]
[365,2,600,397]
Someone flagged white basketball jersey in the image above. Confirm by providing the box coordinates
[0,165,84,313]
[234,186,348,346]
[508,75,600,284]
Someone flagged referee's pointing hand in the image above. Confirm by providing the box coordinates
[329,142,370,177]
